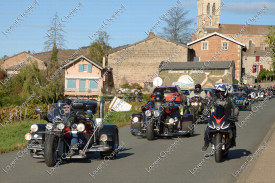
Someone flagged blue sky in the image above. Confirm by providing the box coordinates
[0,0,274,58]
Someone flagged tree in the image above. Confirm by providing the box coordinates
[89,31,112,64]
[44,13,65,51]
[160,6,193,44]
[267,26,275,71]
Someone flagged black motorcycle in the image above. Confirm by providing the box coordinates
[130,91,194,140]
[206,105,234,163]
[25,100,119,167]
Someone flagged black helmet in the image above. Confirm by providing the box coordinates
[62,99,72,105]
[195,84,201,93]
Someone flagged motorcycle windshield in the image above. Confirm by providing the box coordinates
[213,105,226,119]
[47,103,69,122]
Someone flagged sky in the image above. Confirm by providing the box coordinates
[0,0,274,58]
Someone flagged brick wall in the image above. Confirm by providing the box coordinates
[189,35,242,81]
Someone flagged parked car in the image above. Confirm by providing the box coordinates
[25,100,119,167]
[150,86,183,103]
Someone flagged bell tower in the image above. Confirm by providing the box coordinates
[196,0,221,38]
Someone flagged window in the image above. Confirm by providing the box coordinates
[249,40,252,49]
[222,42,228,50]
[260,65,263,70]
[207,3,210,14]
[83,64,88,72]
[89,80,98,89]
[256,56,260,62]
[193,56,200,62]
[212,3,216,15]
[202,42,208,50]
[260,43,265,50]
[252,65,256,73]
[67,80,76,89]
[79,64,92,72]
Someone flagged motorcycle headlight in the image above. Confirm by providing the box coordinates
[72,123,77,129]
[154,110,160,117]
[25,133,32,141]
[132,116,139,123]
[221,123,230,129]
[77,123,85,132]
[216,127,220,130]
[199,102,202,106]
[169,118,174,124]
[95,118,104,129]
[46,123,53,130]
[145,110,151,117]
[57,123,65,130]
[191,102,194,106]
[100,134,108,142]
[30,124,38,132]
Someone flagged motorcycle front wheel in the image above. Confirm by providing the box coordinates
[215,133,223,163]
[146,122,154,140]
[44,135,58,167]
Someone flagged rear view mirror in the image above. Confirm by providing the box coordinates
[35,108,41,114]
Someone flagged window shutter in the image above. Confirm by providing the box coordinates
[67,80,76,88]
[260,65,263,70]
[89,80,98,89]
[256,56,260,62]
[79,64,83,72]
[252,65,256,73]
[88,64,92,72]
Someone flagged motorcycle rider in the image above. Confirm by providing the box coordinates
[189,84,206,99]
[201,84,239,151]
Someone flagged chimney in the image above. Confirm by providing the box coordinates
[102,56,106,68]
[148,32,155,38]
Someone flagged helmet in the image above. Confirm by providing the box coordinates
[62,99,72,105]
[214,84,228,98]
[195,84,202,93]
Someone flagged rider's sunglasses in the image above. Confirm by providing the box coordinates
[63,107,70,109]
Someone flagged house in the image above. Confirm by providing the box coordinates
[159,61,235,88]
[187,32,246,82]
[1,51,46,75]
[106,33,194,88]
[242,47,273,84]
[62,55,104,99]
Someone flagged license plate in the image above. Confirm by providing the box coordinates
[236,100,243,104]
[72,131,77,134]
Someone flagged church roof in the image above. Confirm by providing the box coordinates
[206,24,274,35]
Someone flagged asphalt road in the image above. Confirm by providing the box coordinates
[1,98,274,183]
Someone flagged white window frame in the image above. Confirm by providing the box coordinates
[222,41,228,50]
[202,41,208,50]
[83,64,88,72]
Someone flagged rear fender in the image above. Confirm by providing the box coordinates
[99,124,118,142]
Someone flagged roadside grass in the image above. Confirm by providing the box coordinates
[0,120,46,154]
[104,110,139,128]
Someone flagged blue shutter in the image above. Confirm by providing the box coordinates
[79,64,83,72]
[88,64,92,72]
[89,80,98,89]
[79,80,86,92]
[67,80,76,88]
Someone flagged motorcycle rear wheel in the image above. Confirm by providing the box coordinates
[215,133,223,163]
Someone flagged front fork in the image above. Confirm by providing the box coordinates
[211,133,226,150]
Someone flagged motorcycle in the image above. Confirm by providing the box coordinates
[206,105,234,163]
[130,92,194,140]
[234,93,251,111]
[25,100,119,167]
[257,90,265,101]
[189,94,205,122]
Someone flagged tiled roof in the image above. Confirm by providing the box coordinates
[160,61,234,70]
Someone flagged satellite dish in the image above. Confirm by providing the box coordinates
[153,77,163,87]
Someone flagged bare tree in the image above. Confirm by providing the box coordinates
[44,13,65,51]
[161,7,193,44]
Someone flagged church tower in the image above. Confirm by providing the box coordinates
[196,0,221,38]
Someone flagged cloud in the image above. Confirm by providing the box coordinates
[223,1,275,15]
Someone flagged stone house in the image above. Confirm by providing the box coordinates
[159,61,235,88]
[106,33,194,88]
[187,32,246,82]
[1,51,46,75]
[62,55,104,99]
